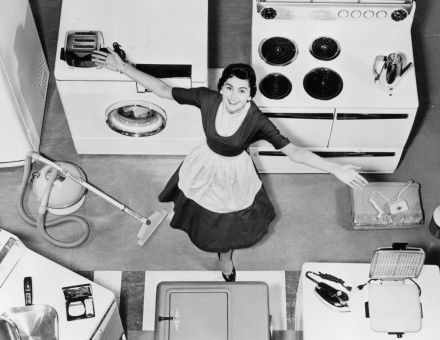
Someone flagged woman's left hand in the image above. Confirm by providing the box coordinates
[333,165,368,190]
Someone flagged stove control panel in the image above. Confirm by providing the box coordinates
[257,3,413,23]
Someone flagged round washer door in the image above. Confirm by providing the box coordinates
[105,100,166,137]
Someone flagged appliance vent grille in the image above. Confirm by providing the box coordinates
[35,51,49,100]
[370,251,425,279]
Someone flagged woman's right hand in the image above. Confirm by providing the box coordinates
[91,48,125,72]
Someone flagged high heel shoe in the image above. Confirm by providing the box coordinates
[217,252,236,282]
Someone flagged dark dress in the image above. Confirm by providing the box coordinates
[159,87,290,252]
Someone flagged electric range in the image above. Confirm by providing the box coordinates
[250,0,418,173]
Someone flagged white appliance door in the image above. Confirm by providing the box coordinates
[0,63,31,166]
[0,0,49,166]
[329,109,416,148]
[253,109,334,148]
[250,146,402,173]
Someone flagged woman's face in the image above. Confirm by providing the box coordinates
[220,76,252,114]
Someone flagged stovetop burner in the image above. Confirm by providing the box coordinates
[303,68,343,100]
[259,73,292,100]
[310,37,340,61]
[259,37,297,66]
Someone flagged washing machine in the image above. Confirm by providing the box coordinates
[54,0,208,155]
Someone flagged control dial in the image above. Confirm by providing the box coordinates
[261,7,277,19]
[391,9,408,21]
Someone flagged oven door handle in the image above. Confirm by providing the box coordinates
[264,113,334,119]
[254,151,396,157]
[336,113,408,120]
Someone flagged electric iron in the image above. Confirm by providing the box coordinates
[313,283,350,312]
[306,271,351,312]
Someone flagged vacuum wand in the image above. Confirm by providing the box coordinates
[28,152,166,244]
[30,153,146,222]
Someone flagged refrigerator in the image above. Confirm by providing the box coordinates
[0,0,49,167]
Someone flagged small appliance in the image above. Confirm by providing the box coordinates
[373,52,413,95]
[305,271,351,312]
[351,181,424,230]
[61,31,104,68]
[60,30,128,69]
[364,243,425,338]
[0,0,49,167]
[18,152,166,248]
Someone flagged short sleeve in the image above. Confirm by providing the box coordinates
[172,87,215,108]
[254,112,290,149]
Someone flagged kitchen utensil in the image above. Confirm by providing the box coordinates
[1,277,59,340]
[373,52,413,95]
[1,305,59,340]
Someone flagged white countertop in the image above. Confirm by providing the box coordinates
[0,234,118,340]
[296,262,440,340]
[55,0,208,83]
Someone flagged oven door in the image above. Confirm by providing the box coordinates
[249,146,402,173]
[255,108,334,148]
[328,109,416,148]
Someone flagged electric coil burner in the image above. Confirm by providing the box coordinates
[259,73,292,100]
[303,68,343,100]
[259,37,297,65]
[310,37,340,61]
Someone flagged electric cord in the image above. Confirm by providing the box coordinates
[307,271,352,291]
[18,154,90,248]
[357,278,421,296]
[369,180,414,216]
[409,278,422,296]
[369,180,414,206]
[357,279,378,290]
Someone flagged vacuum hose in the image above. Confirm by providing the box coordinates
[18,153,90,248]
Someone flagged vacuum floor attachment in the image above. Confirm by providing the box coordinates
[137,211,168,246]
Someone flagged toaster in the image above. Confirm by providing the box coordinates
[60,30,104,67]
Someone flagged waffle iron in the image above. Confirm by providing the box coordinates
[365,243,425,338]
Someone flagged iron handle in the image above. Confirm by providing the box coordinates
[158,316,174,321]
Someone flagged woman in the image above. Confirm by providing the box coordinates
[92,49,367,281]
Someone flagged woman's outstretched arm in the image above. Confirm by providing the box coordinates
[280,143,368,190]
[92,49,173,99]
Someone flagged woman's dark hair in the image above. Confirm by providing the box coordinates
[217,63,257,98]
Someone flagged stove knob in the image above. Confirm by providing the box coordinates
[338,10,349,18]
[363,10,374,19]
[391,9,408,21]
[376,10,387,19]
[350,10,361,19]
[261,7,277,20]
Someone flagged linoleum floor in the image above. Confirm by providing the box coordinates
[1,0,440,274]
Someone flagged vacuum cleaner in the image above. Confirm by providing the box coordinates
[19,152,167,248]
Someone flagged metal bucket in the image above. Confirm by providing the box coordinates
[0,316,22,340]
[1,304,58,340]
